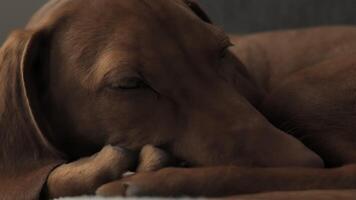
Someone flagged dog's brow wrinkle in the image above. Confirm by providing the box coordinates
[82,50,139,91]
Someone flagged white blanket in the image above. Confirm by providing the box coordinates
[57,190,356,200]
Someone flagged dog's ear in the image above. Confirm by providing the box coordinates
[183,0,212,23]
[0,29,64,199]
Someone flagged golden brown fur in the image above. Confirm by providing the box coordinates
[0,0,355,199]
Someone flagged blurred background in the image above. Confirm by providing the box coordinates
[1,0,356,43]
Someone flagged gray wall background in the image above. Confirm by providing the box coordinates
[1,0,356,43]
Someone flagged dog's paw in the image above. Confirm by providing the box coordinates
[136,145,173,172]
[46,145,136,198]
[96,168,183,197]
[96,145,177,197]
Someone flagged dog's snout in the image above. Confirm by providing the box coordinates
[171,105,325,168]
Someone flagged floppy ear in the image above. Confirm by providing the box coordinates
[183,0,212,23]
[0,30,64,199]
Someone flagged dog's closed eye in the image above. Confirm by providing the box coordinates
[100,70,151,91]
[109,77,149,90]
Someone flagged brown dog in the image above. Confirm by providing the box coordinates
[0,0,355,199]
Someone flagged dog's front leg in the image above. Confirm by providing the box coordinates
[96,165,356,197]
[45,145,136,198]
[46,144,173,198]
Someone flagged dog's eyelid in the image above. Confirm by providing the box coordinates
[100,70,139,87]
[99,69,155,92]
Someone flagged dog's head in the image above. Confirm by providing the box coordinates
[1,0,322,168]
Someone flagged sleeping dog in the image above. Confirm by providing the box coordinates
[0,0,355,199]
